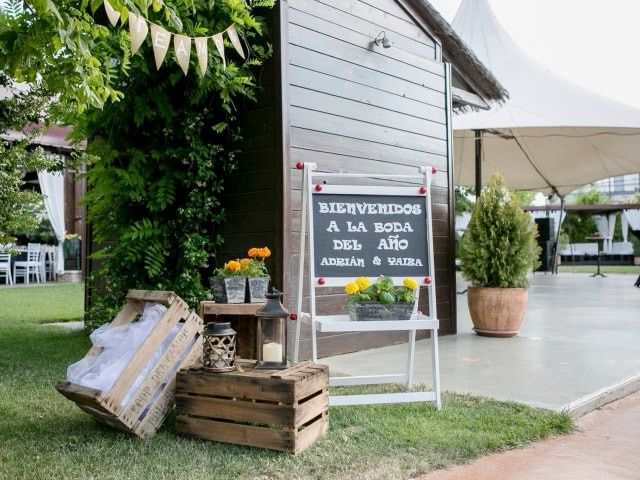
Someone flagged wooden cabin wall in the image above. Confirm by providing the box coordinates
[281,0,456,358]
[218,7,285,290]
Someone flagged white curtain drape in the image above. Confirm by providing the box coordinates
[624,209,640,231]
[37,171,65,273]
[455,212,472,232]
[593,214,615,253]
[621,214,629,242]
[607,213,616,253]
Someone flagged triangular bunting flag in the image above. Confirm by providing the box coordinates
[150,24,171,70]
[104,0,120,27]
[226,24,245,59]
[173,34,191,75]
[194,37,208,77]
[128,12,148,55]
[212,33,226,69]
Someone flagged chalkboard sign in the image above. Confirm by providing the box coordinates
[312,192,430,278]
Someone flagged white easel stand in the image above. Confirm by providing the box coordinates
[293,163,442,409]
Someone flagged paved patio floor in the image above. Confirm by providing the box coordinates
[324,273,640,411]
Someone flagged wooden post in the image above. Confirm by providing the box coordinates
[474,129,483,197]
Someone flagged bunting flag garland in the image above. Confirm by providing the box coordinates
[128,12,148,55]
[103,0,246,77]
[226,24,245,60]
[150,24,171,70]
[173,34,191,75]
[194,37,208,78]
[104,0,120,27]
[212,33,226,70]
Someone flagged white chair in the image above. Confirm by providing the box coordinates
[14,244,41,284]
[45,245,58,281]
[0,253,12,285]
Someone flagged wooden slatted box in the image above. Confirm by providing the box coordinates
[176,361,329,454]
[56,290,203,438]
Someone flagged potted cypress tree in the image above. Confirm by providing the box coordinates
[459,173,541,337]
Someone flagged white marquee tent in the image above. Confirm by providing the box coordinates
[452,0,640,196]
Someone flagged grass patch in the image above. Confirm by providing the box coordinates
[558,265,639,275]
[0,284,573,480]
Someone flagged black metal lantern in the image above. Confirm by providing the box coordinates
[202,322,237,372]
[255,290,289,370]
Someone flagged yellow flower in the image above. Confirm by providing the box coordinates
[248,246,271,259]
[344,282,360,295]
[225,260,241,272]
[240,258,251,269]
[356,276,371,290]
[403,278,419,290]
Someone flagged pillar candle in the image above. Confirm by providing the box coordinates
[262,342,283,363]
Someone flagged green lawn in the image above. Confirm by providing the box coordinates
[558,265,639,275]
[0,285,573,480]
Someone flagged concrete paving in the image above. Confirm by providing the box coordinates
[324,273,640,411]
[418,390,640,480]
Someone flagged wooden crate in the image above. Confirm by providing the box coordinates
[176,361,329,454]
[56,290,203,438]
[199,301,262,359]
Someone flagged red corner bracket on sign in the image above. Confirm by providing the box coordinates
[315,184,323,192]
[317,278,326,285]
[424,276,432,285]
[296,162,304,170]
[419,186,427,194]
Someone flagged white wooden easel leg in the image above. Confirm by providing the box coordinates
[431,328,441,409]
[311,320,318,363]
[405,329,416,388]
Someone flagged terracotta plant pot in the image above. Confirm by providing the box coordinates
[347,302,414,322]
[467,286,528,337]
[209,277,247,304]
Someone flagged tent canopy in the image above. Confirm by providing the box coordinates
[452,0,640,195]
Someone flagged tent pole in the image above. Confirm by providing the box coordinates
[474,129,483,197]
[551,196,565,274]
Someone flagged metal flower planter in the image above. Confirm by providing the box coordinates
[347,302,414,322]
[210,277,247,304]
[246,277,269,303]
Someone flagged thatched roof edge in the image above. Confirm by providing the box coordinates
[408,0,509,102]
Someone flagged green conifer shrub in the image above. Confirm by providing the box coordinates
[459,173,541,288]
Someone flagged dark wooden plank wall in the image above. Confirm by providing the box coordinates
[218,8,285,290]
[282,0,455,358]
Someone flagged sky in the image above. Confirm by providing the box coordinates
[428,0,640,109]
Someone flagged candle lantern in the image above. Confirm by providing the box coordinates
[255,290,289,370]
[202,322,237,372]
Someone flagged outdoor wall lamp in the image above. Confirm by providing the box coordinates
[373,31,391,49]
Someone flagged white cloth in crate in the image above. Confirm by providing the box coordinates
[67,302,182,406]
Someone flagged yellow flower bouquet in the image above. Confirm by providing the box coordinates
[344,276,418,321]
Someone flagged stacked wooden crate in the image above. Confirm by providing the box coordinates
[176,361,329,453]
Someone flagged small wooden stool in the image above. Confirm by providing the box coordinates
[175,361,329,453]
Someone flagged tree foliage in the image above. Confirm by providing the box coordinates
[1,0,274,327]
[459,173,541,288]
[0,73,60,246]
[77,1,273,328]
[562,189,609,243]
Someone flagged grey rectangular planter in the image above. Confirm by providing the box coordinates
[347,302,414,322]
[246,277,269,303]
[210,276,247,304]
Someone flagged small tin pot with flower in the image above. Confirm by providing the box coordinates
[345,276,418,321]
[210,260,247,304]
[242,247,272,303]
